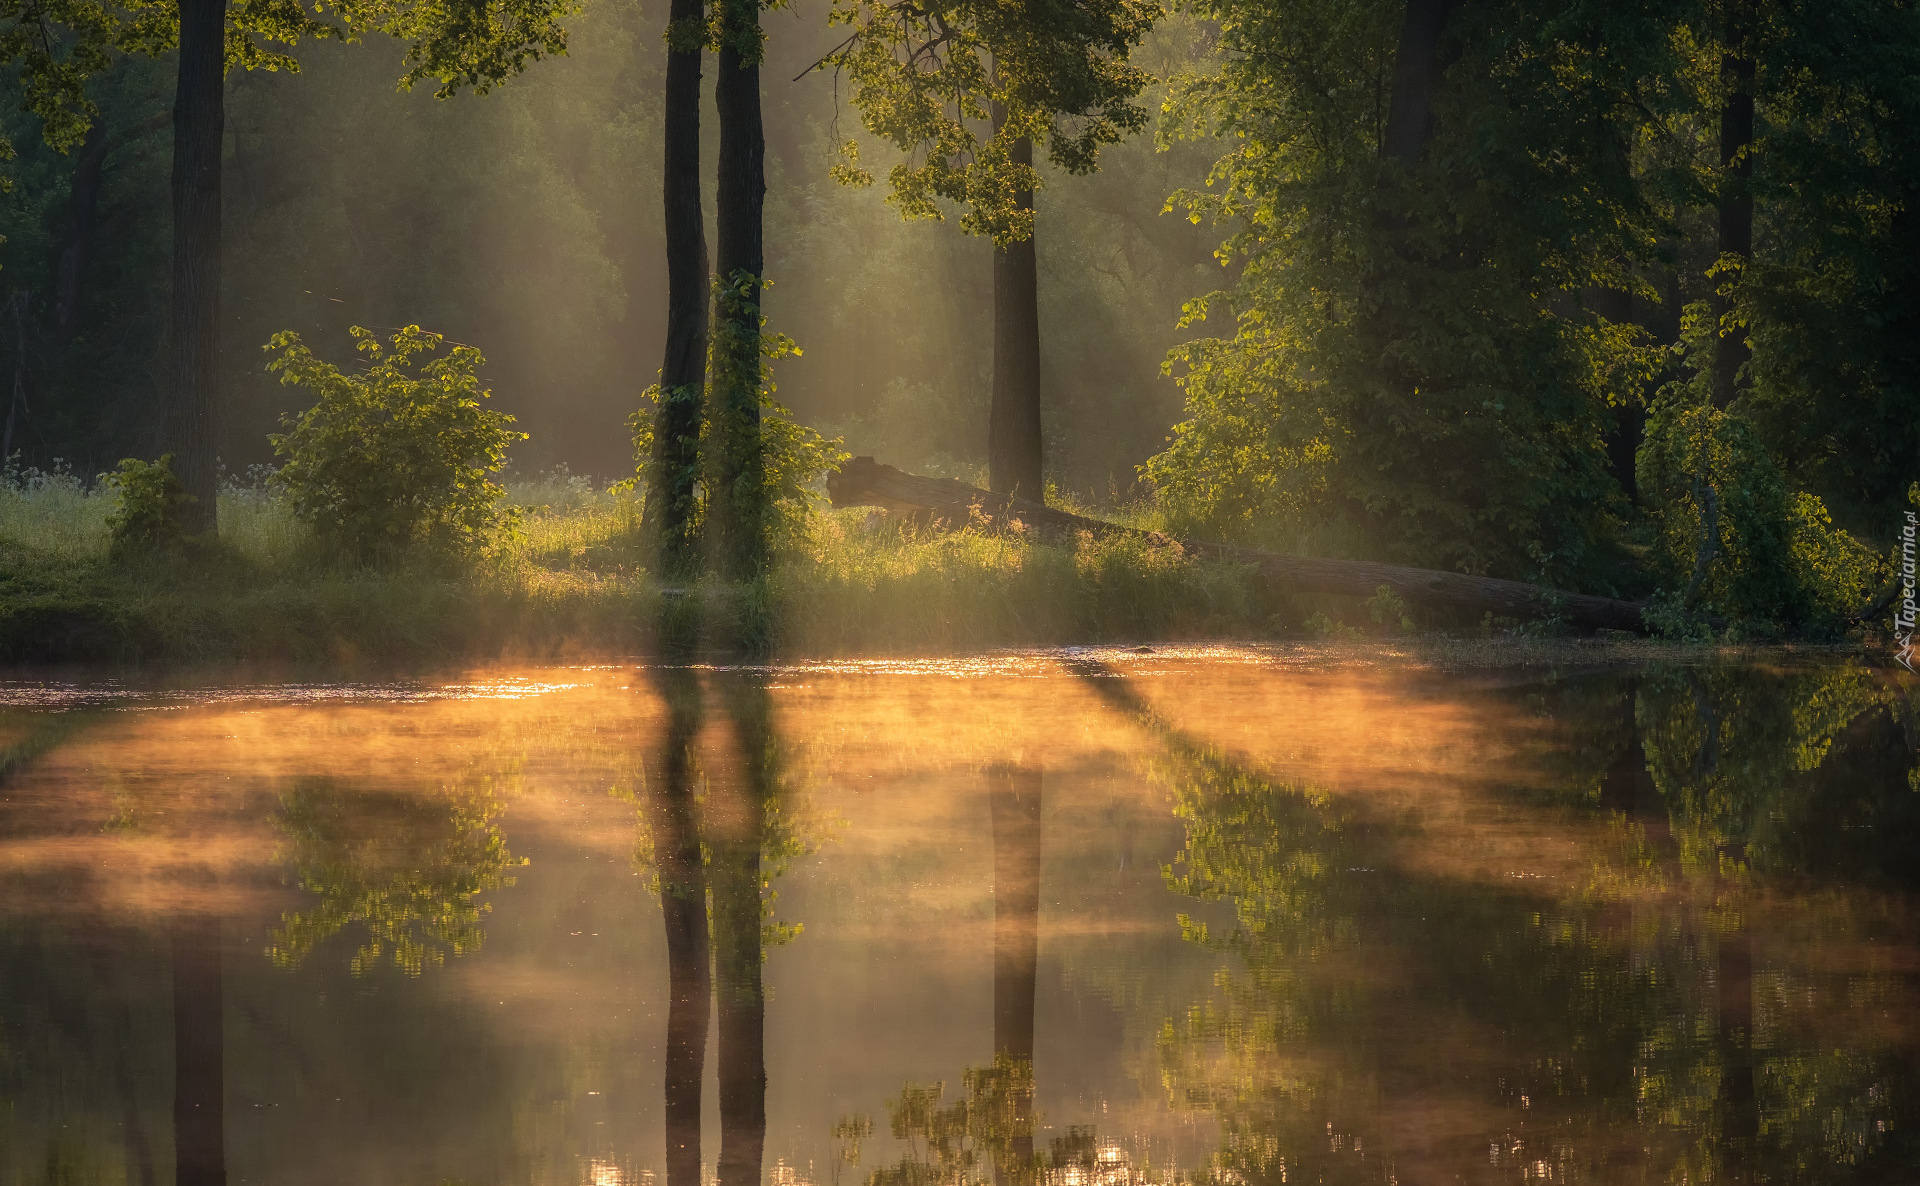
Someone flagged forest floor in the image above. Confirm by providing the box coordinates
[0,472,1881,667]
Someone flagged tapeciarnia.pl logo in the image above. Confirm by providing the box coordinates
[1898,510,1916,672]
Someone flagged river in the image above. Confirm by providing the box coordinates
[1,647,1914,1184]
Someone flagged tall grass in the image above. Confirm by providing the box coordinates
[0,466,1290,663]
[780,510,1275,652]
[0,464,109,558]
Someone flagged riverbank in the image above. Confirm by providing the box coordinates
[0,474,1306,663]
[0,473,1886,666]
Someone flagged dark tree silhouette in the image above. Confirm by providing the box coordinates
[649,0,711,573]
[643,665,713,1186]
[171,911,225,1186]
[713,674,774,1186]
[988,763,1042,1186]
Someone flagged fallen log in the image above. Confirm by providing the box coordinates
[826,456,1650,634]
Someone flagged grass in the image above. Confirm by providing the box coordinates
[0,466,1307,665]
[9,467,1874,667]
[787,509,1283,653]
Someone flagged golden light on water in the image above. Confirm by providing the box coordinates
[0,652,1913,1183]
[587,1159,636,1186]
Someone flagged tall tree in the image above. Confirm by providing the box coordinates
[988,119,1040,501]
[111,0,575,530]
[708,0,770,580]
[648,0,709,574]
[1379,0,1460,163]
[1145,0,1671,589]
[821,0,1156,499]
[167,0,223,527]
[1718,0,1920,529]
[1710,0,1755,410]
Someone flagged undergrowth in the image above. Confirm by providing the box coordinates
[0,466,1294,663]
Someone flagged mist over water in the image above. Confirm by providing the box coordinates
[2,652,1915,1183]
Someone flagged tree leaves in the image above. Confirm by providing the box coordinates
[823,0,1158,244]
[265,324,527,562]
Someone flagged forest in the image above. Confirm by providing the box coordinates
[2,3,1918,1176]
[0,0,1915,658]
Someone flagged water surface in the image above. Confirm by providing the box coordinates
[2,649,1915,1184]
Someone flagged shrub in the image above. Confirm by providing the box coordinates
[266,326,526,562]
[1365,584,1414,633]
[626,315,846,551]
[1638,386,1882,636]
[102,454,196,559]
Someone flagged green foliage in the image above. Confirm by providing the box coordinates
[1635,665,1892,860]
[1120,661,1918,1183]
[0,57,174,470]
[823,0,1157,243]
[1,461,108,558]
[0,0,133,158]
[629,284,848,558]
[856,1055,1039,1186]
[1639,590,1714,644]
[785,509,1277,653]
[1364,583,1411,633]
[267,771,523,976]
[1727,0,1920,533]
[1144,0,1668,588]
[0,472,1291,663]
[0,0,1203,508]
[101,453,194,558]
[1637,367,1883,635]
[0,0,577,499]
[708,270,775,582]
[0,0,575,184]
[365,0,577,99]
[1301,609,1362,641]
[267,325,526,562]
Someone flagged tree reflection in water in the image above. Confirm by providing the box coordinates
[0,722,169,1183]
[1074,658,1920,1184]
[266,768,523,976]
[713,672,774,1186]
[0,659,1912,1185]
[171,910,225,1186]
[629,664,810,1186]
[838,760,1158,1186]
[839,765,1048,1186]
[989,764,1042,1186]
[640,662,712,1186]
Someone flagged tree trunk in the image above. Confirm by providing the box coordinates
[989,765,1041,1186]
[827,456,1657,632]
[1711,11,1755,410]
[171,912,226,1186]
[4,292,28,465]
[646,665,710,1186]
[1380,0,1461,163]
[649,0,710,576]
[55,122,112,347]
[714,674,770,1186]
[710,9,768,581]
[990,128,1043,501]
[169,0,226,533]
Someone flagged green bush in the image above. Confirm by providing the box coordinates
[102,454,196,559]
[1638,377,1882,637]
[266,325,526,562]
[626,319,847,548]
